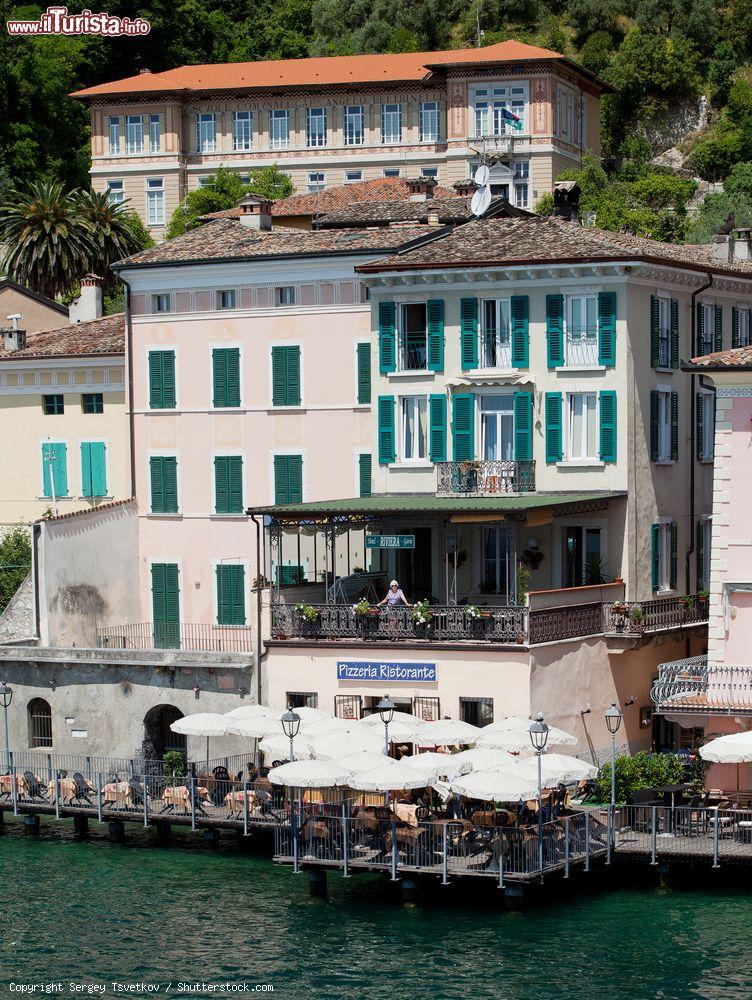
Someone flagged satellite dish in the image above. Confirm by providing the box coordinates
[471,186,492,217]
[474,165,490,187]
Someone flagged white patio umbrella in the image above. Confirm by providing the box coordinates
[294,706,332,725]
[451,747,520,773]
[700,731,752,763]
[360,711,426,728]
[413,718,482,747]
[268,760,351,788]
[259,733,316,762]
[224,704,276,722]
[451,768,539,803]
[397,752,466,780]
[477,719,577,750]
[337,750,389,774]
[228,716,286,740]
[358,714,425,743]
[309,729,384,760]
[303,717,360,738]
[511,753,597,785]
[170,712,245,762]
[349,761,428,792]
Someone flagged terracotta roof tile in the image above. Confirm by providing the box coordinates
[687,344,752,368]
[40,497,134,523]
[0,313,124,360]
[72,42,572,99]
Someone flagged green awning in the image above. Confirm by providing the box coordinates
[247,491,626,523]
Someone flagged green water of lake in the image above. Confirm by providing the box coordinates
[2,822,752,999]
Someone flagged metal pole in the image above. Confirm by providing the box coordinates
[342,803,350,879]
[606,805,612,865]
[651,805,658,864]
[384,721,389,756]
[2,704,9,773]
[142,770,149,828]
[190,775,196,832]
[11,765,18,816]
[97,773,103,824]
[610,731,616,815]
[54,768,60,820]
[292,805,299,874]
[390,818,398,881]
[243,781,249,837]
[564,816,570,878]
[713,811,720,868]
[497,830,504,889]
[584,811,590,872]
[442,824,449,886]
[537,750,543,876]
[289,735,294,762]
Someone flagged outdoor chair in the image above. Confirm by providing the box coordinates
[210,766,231,807]
[23,771,46,800]
[674,795,704,837]
[707,800,736,839]
[301,819,334,860]
[128,777,145,808]
[72,772,93,805]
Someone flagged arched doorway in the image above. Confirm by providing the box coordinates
[143,705,185,760]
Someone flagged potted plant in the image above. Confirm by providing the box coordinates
[516,563,531,606]
[411,599,433,635]
[629,606,644,632]
[295,602,321,637]
[697,590,710,607]
[352,598,371,618]
[465,604,487,636]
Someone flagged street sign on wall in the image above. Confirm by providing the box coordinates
[365,534,415,550]
[337,661,437,682]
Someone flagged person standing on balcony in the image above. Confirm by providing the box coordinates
[378,580,410,609]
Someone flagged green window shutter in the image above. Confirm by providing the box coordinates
[356,343,371,404]
[426,299,445,372]
[152,563,180,648]
[228,456,243,512]
[378,301,396,373]
[460,298,478,371]
[669,521,678,590]
[150,456,178,513]
[510,295,529,368]
[81,442,92,497]
[377,395,395,465]
[670,299,679,369]
[452,393,475,462]
[696,392,704,460]
[732,307,740,349]
[546,294,564,368]
[670,392,679,461]
[288,455,302,503]
[215,456,243,514]
[696,303,704,357]
[271,346,300,406]
[650,296,660,368]
[81,442,106,497]
[429,394,447,463]
[651,524,660,591]
[598,291,616,366]
[42,443,67,498]
[696,520,705,590]
[274,455,288,504]
[212,348,240,408]
[650,391,659,462]
[148,351,175,409]
[714,305,723,352]
[599,390,617,463]
[359,453,372,497]
[544,392,562,464]
[217,564,245,625]
[513,391,533,462]
[274,455,303,504]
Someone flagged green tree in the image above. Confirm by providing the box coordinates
[77,190,153,287]
[0,526,32,615]
[166,166,293,238]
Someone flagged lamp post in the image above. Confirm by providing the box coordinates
[376,695,395,755]
[281,706,301,762]
[605,702,622,810]
[529,713,549,877]
[0,682,12,771]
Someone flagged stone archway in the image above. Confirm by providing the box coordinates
[143,704,185,760]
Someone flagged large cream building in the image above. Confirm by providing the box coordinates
[72,40,607,237]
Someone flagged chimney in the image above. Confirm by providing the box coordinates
[711,234,733,262]
[237,193,273,230]
[734,227,752,261]
[453,179,478,198]
[406,177,438,202]
[68,274,103,324]
[427,209,441,226]
[553,181,580,222]
[2,313,26,353]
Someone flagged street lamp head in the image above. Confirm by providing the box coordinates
[377,695,395,726]
[281,707,301,739]
[605,702,622,736]
[0,683,12,709]
[528,713,549,753]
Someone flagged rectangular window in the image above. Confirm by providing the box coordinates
[480,395,514,462]
[400,396,428,462]
[653,522,676,591]
[270,109,289,149]
[151,293,171,313]
[214,455,243,514]
[558,88,573,141]
[657,296,671,367]
[106,180,124,206]
[697,519,712,591]
[566,294,598,366]
[306,107,327,147]
[482,525,511,597]
[41,442,68,498]
[420,101,439,142]
[656,390,672,461]
[399,303,427,371]
[148,350,176,409]
[216,289,236,310]
[345,169,363,183]
[287,691,318,708]
[738,307,751,347]
[699,392,715,460]
[271,345,301,407]
[568,392,597,460]
[514,184,528,208]
[276,286,296,307]
[700,303,715,355]
[381,104,402,144]
[197,112,216,153]
[149,115,161,152]
[233,110,253,151]
[344,105,364,146]
[212,347,241,408]
[42,394,64,415]
[307,171,325,193]
[149,456,178,513]
[274,454,303,504]
[146,178,164,226]
[216,564,245,625]
[481,299,511,368]
[108,116,120,155]
[472,84,527,137]
[420,167,438,178]
[125,115,144,155]
[459,697,494,727]
[197,176,211,188]
[563,525,602,588]
[82,393,103,414]
[383,168,400,178]
[80,441,107,497]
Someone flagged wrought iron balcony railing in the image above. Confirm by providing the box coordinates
[436,459,535,495]
[603,595,709,635]
[652,655,752,712]
[97,622,253,653]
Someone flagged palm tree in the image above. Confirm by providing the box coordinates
[0,180,94,299]
[76,189,152,286]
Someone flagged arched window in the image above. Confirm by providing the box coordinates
[28,699,52,748]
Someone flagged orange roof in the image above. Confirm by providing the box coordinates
[72,41,571,99]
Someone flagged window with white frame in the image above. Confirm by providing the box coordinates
[482,525,512,597]
[657,295,671,367]
[197,113,216,153]
[216,289,236,310]
[197,176,211,188]
[151,293,171,313]
[233,111,253,151]
[566,294,598,365]
[126,115,144,154]
[420,167,438,178]
[381,104,402,144]
[420,101,439,142]
[149,115,162,152]
[146,178,165,226]
[514,182,528,208]
[400,396,428,461]
[656,389,673,461]
[699,391,715,460]
[307,172,325,193]
[700,303,715,355]
[306,107,327,147]
[105,180,124,206]
[344,105,364,145]
[276,286,296,307]
[383,168,400,178]
[345,169,363,183]
[737,306,751,347]
[270,109,289,149]
[399,303,427,371]
[108,116,120,155]
[471,84,527,137]
[567,392,598,461]
[655,522,672,591]
[481,299,511,368]
[480,395,514,461]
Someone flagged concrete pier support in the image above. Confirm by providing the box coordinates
[657,862,671,888]
[73,815,89,838]
[504,885,525,909]
[108,820,125,842]
[153,822,171,845]
[309,869,327,898]
[400,877,420,904]
[0,810,4,827]
[203,828,220,849]
[24,815,40,835]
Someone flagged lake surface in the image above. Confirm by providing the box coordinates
[2,821,752,999]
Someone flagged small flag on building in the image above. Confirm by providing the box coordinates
[502,107,523,131]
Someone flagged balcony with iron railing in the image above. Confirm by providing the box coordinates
[603,595,709,636]
[436,460,536,496]
[97,622,254,654]
[652,655,752,715]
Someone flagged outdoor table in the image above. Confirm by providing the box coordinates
[162,785,210,811]
[48,777,77,802]
[225,789,256,816]
[392,801,419,827]
[0,773,29,797]
[103,781,132,807]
